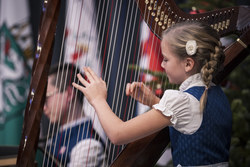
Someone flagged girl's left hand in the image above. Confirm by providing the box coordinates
[72,67,107,106]
[126,82,160,107]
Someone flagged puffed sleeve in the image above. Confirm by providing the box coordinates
[153,90,191,131]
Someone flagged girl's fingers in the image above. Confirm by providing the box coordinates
[83,67,95,83]
[131,82,141,91]
[77,73,89,87]
[83,67,100,83]
[72,82,85,92]
[126,83,131,95]
[86,67,100,81]
[126,82,142,96]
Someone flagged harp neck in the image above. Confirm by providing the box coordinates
[136,0,250,39]
[16,0,61,166]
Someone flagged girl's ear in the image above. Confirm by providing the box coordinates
[185,57,195,73]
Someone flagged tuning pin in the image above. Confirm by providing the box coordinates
[36,43,42,59]
[43,0,48,12]
[29,89,35,106]
[31,89,35,96]
[23,136,27,151]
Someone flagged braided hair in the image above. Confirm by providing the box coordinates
[162,21,225,112]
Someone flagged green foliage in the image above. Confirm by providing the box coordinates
[128,64,178,96]
[224,56,250,166]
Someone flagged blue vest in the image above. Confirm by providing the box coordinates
[45,120,104,166]
[169,86,232,166]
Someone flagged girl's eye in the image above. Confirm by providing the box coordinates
[163,58,168,62]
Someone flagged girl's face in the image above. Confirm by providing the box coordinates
[160,39,188,84]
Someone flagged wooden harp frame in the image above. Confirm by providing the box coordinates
[16,0,250,166]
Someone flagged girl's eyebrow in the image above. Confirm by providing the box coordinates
[161,52,167,57]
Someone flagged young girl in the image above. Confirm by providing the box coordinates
[72,21,232,166]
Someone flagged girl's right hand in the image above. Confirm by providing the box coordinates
[126,82,160,107]
[72,67,107,106]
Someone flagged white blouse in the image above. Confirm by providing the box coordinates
[153,73,207,134]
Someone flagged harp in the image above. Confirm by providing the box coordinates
[16,0,250,166]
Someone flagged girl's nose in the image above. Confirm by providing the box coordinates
[161,61,164,68]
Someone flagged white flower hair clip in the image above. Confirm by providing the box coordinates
[185,40,198,56]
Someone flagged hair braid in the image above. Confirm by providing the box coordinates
[200,41,225,112]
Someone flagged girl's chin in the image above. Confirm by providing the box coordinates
[168,79,174,84]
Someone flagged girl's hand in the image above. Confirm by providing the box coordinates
[72,67,107,106]
[126,82,160,107]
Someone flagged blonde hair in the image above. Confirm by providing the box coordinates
[162,22,225,112]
